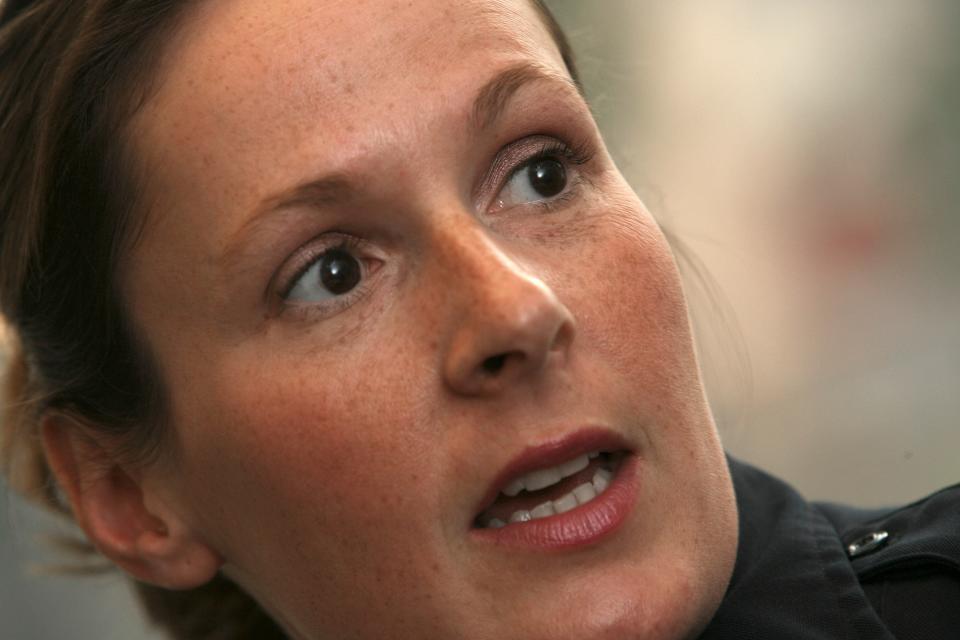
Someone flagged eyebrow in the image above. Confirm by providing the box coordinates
[470,61,579,131]
[256,174,353,214]
[223,62,579,264]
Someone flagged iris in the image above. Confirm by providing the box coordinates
[318,249,361,295]
[527,158,566,198]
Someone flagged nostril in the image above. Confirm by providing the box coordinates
[481,354,509,375]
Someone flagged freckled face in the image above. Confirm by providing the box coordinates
[125,0,737,638]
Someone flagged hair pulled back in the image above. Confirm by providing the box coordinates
[0,1,576,637]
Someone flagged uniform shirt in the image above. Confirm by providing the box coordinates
[700,458,960,639]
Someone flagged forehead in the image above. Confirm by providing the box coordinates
[133,0,565,200]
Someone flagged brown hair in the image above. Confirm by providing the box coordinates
[0,0,578,637]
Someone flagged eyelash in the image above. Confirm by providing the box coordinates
[527,138,594,173]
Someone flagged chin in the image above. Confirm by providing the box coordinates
[491,552,727,640]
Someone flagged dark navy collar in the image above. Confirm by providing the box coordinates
[699,458,895,639]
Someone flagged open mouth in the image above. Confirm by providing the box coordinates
[474,450,626,529]
[469,428,640,550]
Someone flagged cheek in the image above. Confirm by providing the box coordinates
[169,349,462,633]
[566,195,698,400]
[172,343,442,556]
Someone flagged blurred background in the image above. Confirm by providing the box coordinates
[3,1,959,637]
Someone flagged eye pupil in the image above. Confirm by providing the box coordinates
[527,158,566,198]
[319,249,361,295]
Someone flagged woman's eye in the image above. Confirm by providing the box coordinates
[495,155,569,210]
[286,247,363,303]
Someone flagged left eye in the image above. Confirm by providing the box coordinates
[494,156,568,210]
[285,247,363,304]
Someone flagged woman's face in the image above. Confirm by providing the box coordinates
[125,0,737,638]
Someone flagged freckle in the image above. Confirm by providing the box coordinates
[431,563,440,573]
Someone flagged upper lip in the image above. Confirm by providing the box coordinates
[472,426,633,521]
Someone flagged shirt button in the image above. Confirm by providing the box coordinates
[846,530,890,558]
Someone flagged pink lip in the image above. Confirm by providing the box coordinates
[470,427,639,550]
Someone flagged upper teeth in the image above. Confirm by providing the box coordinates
[502,451,600,497]
[486,467,613,529]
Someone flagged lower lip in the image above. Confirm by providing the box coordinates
[469,453,641,551]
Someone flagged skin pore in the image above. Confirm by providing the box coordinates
[50,0,738,638]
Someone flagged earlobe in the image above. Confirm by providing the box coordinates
[40,413,223,590]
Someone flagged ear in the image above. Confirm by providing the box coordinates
[40,412,223,589]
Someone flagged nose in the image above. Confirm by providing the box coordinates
[439,228,576,397]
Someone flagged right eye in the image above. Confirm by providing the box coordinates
[285,247,363,304]
[286,249,363,302]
